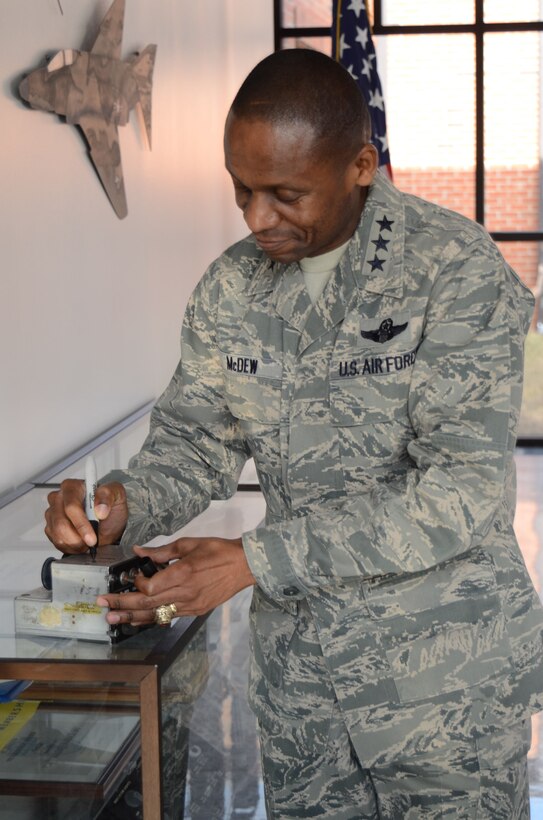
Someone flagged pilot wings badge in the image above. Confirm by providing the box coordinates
[18,0,156,219]
[361,317,408,344]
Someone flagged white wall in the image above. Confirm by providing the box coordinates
[0,0,272,495]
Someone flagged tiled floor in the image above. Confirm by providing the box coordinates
[182,449,543,819]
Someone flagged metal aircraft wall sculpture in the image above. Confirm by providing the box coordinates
[19,0,156,219]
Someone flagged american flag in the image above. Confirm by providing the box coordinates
[332,0,392,176]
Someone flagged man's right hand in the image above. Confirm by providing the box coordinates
[44,480,128,554]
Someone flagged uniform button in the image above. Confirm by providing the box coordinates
[282,586,299,597]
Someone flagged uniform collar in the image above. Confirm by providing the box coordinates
[271,253,360,353]
[245,252,276,295]
[348,169,405,298]
[243,171,405,349]
[246,170,405,298]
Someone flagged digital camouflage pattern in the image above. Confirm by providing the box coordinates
[256,604,532,818]
[104,171,543,815]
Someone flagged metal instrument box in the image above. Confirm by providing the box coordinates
[14,547,153,643]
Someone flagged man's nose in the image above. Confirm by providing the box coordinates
[243,193,280,233]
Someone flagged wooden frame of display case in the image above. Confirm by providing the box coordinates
[0,614,206,819]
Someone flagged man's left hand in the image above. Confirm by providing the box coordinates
[96,537,256,625]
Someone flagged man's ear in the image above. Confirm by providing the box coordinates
[354,143,379,187]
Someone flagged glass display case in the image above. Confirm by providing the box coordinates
[0,613,208,819]
[0,405,266,819]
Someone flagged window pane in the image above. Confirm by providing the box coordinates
[484,32,541,232]
[520,325,543,439]
[280,37,332,55]
[484,0,543,23]
[380,34,476,219]
[381,0,474,25]
[281,0,332,28]
[496,242,543,439]
[496,241,541,293]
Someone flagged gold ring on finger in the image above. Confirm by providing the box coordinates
[154,603,178,626]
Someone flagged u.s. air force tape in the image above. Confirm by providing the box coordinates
[336,347,417,378]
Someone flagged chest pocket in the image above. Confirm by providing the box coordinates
[329,350,415,426]
[329,313,417,490]
[221,347,282,424]
[330,312,417,427]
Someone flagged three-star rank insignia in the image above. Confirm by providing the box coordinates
[361,317,408,343]
[367,212,395,273]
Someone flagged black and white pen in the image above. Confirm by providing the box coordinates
[85,456,99,560]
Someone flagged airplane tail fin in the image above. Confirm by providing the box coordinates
[132,44,157,150]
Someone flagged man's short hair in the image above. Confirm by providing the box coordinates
[230,49,371,164]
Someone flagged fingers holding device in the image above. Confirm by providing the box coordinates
[44,473,129,554]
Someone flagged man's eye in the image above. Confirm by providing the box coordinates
[276,192,301,204]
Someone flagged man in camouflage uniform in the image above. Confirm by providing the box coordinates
[45,49,543,818]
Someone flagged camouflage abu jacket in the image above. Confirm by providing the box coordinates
[108,171,543,750]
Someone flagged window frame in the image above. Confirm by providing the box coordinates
[274,0,543,446]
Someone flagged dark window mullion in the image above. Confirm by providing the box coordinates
[273,0,281,52]
[491,232,543,241]
[276,26,331,39]
[475,0,485,224]
[274,0,543,248]
[372,22,543,35]
[373,0,383,29]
